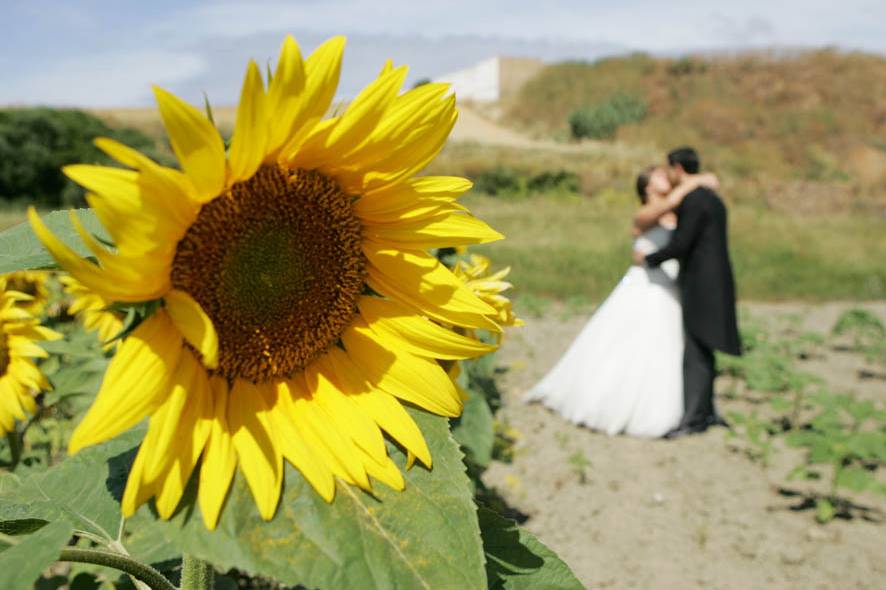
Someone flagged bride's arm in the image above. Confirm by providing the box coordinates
[632,173,718,234]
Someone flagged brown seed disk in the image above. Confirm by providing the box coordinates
[170,166,365,384]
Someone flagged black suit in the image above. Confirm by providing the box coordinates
[646,187,741,429]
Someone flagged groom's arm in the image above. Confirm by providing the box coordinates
[645,193,706,267]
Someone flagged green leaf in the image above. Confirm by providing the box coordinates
[815,498,836,523]
[0,520,74,590]
[130,409,487,590]
[452,388,495,467]
[478,508,583,590]
[0,430,141,542]
[834,466,874,492]
[0,209,105,274]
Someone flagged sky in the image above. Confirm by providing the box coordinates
[1,0,884,107]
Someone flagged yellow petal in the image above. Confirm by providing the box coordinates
[152,369,213,519]
[359,296,495,359]
[228,379,283,520]
[141,350,209,481]
[164,289,218,369]
[27,208,134,301]
[307,355,388,464]
[229,60,269,183]
[279,36,346,159]
[324,65,407,154]
[121,445,156,517]
[199,377,237,530]
[279,377,370,489]
[266,35,306,157]
[68,311,182,454]
[363,242,500,332]
[153,86,225,201]
[364,212,503,248]
[342,319,463,417]
[263,385,336,502]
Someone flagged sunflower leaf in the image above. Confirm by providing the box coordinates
[0,520,74,590]
[0,429,141,543]
[0,209,106,274]
[127,408,488,589]
[478,507,584,590]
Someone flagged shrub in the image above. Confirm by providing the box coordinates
[0,108,162,207]
[472,167,581,197]
[473,166,525,196]
[568,93,648,140]
[527,170,580,195]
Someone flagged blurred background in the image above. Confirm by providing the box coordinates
[2,2,884,588]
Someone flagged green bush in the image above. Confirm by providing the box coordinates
[473,167,580,197]
[0,108,161,207]
[568,93,648,140]
[527,170,580,194]
[472,166,525,196]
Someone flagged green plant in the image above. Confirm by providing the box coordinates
[473,166,526,196]
[833,308,886,365]
[526,170,581,195]
[567,93,647,140]
[726,411,778,465]
[786,392,886,523]
[567,450,591,484]
[0,108,163,207]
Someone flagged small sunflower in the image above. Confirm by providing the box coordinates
[455,254,522,339]
[4,271,50,317]
[60,276,125,350]
[30,35,503,528]
[0,279,62,436]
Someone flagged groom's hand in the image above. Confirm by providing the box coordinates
[632,250,646,266]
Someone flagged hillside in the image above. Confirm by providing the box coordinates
[504,50,886,198]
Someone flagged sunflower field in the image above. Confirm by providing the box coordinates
[0,35,583,590]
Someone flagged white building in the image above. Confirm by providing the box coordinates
[433,56,544,103]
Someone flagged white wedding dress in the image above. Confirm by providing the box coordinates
[524,224,684,437]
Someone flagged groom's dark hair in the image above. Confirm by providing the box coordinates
[667,146,700,174]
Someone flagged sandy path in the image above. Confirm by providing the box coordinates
[485,302,886,590]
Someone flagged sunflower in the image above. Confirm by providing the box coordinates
[0,278,62,436]
[60,276,125,350]
[4,271,50,317]
[29,35,504,529]
[455,254,522,340]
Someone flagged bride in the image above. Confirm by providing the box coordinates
[524,166,718,437]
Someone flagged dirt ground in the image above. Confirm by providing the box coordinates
[484,301,886,590]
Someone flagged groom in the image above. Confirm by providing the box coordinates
[635,147,742,437]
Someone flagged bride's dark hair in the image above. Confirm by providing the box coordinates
[635,166,655,204]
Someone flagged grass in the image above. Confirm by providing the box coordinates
[466,192,886,303]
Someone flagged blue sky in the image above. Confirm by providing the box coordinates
[1,0,884,107]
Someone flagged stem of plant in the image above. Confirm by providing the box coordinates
[57,548,176,590]
[6,430,21,470]
[180,554,215,590]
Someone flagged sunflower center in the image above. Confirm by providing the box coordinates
[170,165,365,384]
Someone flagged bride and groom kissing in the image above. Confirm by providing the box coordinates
[526,147,742,439]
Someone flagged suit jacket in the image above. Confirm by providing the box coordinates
[646,187,742,356]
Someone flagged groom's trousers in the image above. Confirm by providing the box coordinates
[681,332,716,428]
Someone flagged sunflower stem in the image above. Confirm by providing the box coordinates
[57,547,175,590]
[180,554,215,590]
[6,430,21,470]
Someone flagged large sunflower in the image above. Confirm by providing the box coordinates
[29,35,503,528]
[0,279,61,436]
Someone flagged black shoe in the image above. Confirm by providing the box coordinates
[663,424,708,439]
